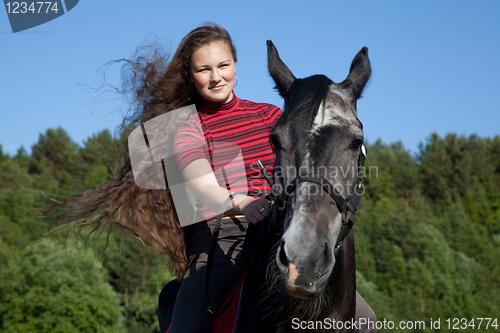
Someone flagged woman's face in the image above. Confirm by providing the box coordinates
[189,41,236,104]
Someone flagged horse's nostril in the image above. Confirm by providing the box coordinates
[324,242,328,255]
[315,266,321,278]
[279,241,289,266]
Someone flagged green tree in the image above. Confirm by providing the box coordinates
[364,140,419,203]
[30,127,84,193]
[81,130,117,189]
[0,159,33,191]
[0,239,124,333]
[122,290,161,333]
[0,145,9,164]
[12,146,31,170]
[99,237,172,295]
[31,127,81,171]
[96,236,174,333]
[80,130,116,170]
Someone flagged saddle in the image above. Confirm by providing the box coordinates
[159,268,251,333]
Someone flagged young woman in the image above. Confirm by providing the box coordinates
[167,25,281,332]
[49,23,376,332]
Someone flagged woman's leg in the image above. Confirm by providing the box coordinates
[170,217,248,333]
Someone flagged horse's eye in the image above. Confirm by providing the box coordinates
[350,139,364,150]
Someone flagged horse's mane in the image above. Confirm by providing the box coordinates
[275,74,331,126]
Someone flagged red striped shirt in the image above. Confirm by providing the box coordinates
[173,94,282,221]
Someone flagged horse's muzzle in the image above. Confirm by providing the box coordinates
[276,239,334,298]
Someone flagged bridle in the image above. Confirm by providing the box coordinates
[266,144,367,255]
[206,145,366,314]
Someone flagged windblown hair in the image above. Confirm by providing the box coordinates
[45,23,237,278]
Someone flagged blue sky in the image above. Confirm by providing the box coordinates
[1,1,499,157]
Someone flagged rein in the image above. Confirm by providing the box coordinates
[205,189,266,316]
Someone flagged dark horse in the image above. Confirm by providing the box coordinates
[159,41,371,333]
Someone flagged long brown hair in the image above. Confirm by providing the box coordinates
[45,23,237,278]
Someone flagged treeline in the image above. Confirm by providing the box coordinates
[0,127,171,333]
[0,128,499,332]
[356,134,500,332]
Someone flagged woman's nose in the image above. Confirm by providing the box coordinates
[211,69,221,82]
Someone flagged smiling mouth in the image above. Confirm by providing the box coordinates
[210,85,224,91]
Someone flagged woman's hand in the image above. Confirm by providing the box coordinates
[180,159,274,223]
[236,196,273,225]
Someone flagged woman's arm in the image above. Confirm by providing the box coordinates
[181,158,272,224]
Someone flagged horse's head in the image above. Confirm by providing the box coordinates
[267,41,370,298]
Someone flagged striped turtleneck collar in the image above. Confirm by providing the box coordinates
[198,93,238,114]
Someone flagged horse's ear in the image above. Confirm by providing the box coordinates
[267,40,296,98]
[341,47,371,100]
